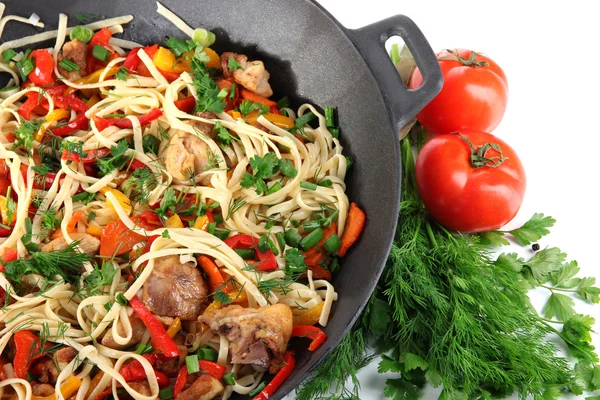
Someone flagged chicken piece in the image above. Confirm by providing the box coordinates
[190,111,217,138]
[55,346,78,369]
[155,344,188,377]
[199,304,293,368]
[42,232,100,256]
[221,52,273,97]
[36,359,59,384]
[128,381,152,396]
[143,255,208,320]
[57,39,88,80]
[32,383,54,397]
[101,313,146,350]
[176,374,224,400]
[164,131,212,182]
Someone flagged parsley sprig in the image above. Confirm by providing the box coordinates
[240,153,298,195]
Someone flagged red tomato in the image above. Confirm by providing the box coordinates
[28,50,55,87]
[409,49,508,135]
[415,131,526,233]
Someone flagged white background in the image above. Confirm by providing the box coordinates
[303,1,600,399]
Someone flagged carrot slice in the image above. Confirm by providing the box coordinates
[240,89,276,106]
[338,202,366,257]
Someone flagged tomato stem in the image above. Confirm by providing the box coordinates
[438,49,490,68]
[458,133,507,169]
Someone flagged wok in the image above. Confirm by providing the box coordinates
[0,1,443,398]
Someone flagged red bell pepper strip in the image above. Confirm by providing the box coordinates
[198,360,226,381]
[156,67,181,82]
[224,234,277,271]
[173,366,188,398]
[94,108,163,131]
[13,331,46,379]
[197,255,225,293]
[62,147,111,163]
[291,326,327,351]
[28,50,55,87]
[0,247,18,273]
[52,94,90,113]
[338,202,366,257]
[127,159,148,171]
[123,47,143,72]
[215,79,238,111]
[303,223,337,268]
[87,28,113,74]
[240,89,276,107]
[136,45,159,77]
[51,114,90,136]
[269,106,281,115]
[132,211,163,231]
[253,351,296,400]
[18,93,40,120]
[129,295,180,358]
[174,96,196,113]
[119,358,170,387]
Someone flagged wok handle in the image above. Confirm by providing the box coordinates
[347,15,443,135]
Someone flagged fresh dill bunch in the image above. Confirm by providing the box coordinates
[3,241,91,284]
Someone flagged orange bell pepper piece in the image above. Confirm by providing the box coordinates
[338,202,366,257]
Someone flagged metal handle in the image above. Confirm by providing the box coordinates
[347,15,443,135]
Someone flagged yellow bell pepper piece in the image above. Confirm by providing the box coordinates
[244,110,259,126]
[86,95,101,107]
[86,225,103,237]
[64,66,120,96]
[167,317,182,338]
[153,47,192,73]
[165,214,184,228]
[227,110,242,120]
[35,109,70,142]
[265,113,295,129]
[294,303,324,327]
[85,372,104,399]
[203,47,220,69]
[193,215,210,231]
[100,187,132,216]
[31,375,82,400]
[0,195,10,225]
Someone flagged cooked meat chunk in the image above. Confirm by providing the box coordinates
[42,232,100,255]
[57,39,88,80]
[155,344,187,377]
[221,52,273,97]
[36,358,59,384]
[190,111,217,138]
[55,346,78,366]
[199,304,293,368]
[164,131,212,182]
[128,381,152,396]
[31,383,54,397]
[101,313,146,350]
[143,255,208,320]
[176,374,224,400]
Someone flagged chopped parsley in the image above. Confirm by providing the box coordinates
[214,121,239,146]
[228,56,243,72]
[238,99,269,117]
[96,139,133,176]
[240,153,298,195]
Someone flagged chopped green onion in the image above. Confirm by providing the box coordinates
[223,371,236,386]
[229,82,237,101]
[300,181,317,191]
[390,43,401,66]
[330,257,340,274]
[217,88,228,99]
[135,342,149,354]
[295,112,316,127]
[248,382,267,397]
[300,228,324,250]
[69,26,94,43]
[207,221,216,235]
[323,233,341,254]
[235,248,255,260]
[258,234,269,253]
[345,155,353,169]
[92,44,110,62]
[213,213,224,224]
[277,96,290,109]
[324,107,336,128]
[192,28,216,47]
[58,58,81,72]
[317,179,333,187]
[185,354,200,373]
[303,220,321,232]
[197,346,219,361]
[329,127,340,139]
[276,232,286,251]
[284,229,302,248]
[214,228,230,241]
[1,48,16,63]
[268,239,279,256]
[266,181,281,195]
[158,386,174,400]
[16,57,35,81]
[0,86,17,93]
[291,220,300,228]
[322,209,339,228]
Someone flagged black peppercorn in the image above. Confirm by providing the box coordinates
[532,243,540,251]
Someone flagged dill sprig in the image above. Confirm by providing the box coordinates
[297,135,600,399]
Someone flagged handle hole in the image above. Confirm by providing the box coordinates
[385,36,421,89]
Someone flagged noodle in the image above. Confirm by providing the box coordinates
[0,4,360,400]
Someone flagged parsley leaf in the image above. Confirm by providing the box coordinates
[238,99,270,118]
[191,59,227,114]
[214,121,239,145]
[543,293,576,321]
[97,139,132,176]
[278,159,297,178]
[15,118,42,151]
[165,37,193,57]
[383,378,421,400]
[85,261,117,288]
[524,247,567,282]
[228,56,243,72]
[378,354,402,374]
[115,66,131,81]
[509,213,556,245]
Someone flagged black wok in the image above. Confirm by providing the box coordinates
[0,1,442,398]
